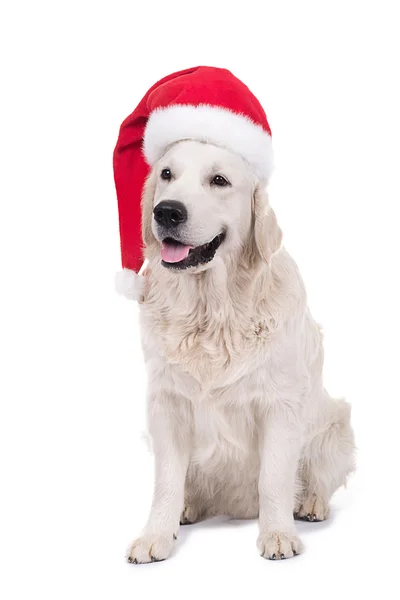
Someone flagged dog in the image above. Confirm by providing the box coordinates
[126,138,355,563]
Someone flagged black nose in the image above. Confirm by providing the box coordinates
[153,200,187,228]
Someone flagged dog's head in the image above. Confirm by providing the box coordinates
[142,140,282,272]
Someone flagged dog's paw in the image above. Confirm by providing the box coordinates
[180,504,199,525]
[294,494,330,522]
[126,532,177,564]
[257,531,303,560]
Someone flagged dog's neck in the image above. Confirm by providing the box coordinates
[142,249,276,384]
[144,250,271,326]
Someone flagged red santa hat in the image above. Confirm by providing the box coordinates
[113,66,273,299]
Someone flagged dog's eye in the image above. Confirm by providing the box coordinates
[161,168,172,181]
[211,174,230,187]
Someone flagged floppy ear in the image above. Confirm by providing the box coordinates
[141,169,157,248]
[252,185,283,265]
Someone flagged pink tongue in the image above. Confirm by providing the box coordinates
[161,241,193,263]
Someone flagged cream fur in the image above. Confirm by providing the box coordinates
[125,140,355,563]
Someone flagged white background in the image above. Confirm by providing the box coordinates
[1,1,399,598]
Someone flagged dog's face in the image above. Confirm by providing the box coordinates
[142,139,281,272]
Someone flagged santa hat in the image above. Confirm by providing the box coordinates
[113,66,273,299]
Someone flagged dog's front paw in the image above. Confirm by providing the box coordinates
[257,531,303,560]
[126,532,177,564]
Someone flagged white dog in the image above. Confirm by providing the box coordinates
[124,139,355,563]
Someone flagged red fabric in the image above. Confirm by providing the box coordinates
[113,66,271,273]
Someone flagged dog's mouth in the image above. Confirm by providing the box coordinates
[161,232,226,270]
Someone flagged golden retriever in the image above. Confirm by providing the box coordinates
[119,139,355,562]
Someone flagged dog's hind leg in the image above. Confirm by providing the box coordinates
[180,465,217,524]
[180,504,202,525]
[295,395,355,522]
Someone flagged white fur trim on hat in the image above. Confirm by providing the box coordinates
[143,104,274,181]
[115,268,144,301]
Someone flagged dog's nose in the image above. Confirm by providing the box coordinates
[153,201,188,228]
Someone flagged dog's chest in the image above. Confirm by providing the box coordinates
[190,394,259,467]
[141,303,272,385]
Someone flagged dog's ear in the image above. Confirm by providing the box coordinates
[141,170,157,248]
[252,185,282,265]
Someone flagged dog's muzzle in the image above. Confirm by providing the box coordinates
[160,232,226,270]
[153,200,188,229]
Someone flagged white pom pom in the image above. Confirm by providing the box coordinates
[115,268,144,301]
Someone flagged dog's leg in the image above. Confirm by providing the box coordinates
[257,400,303,560]
[127,391,191,564]
[180,464,213,525]
[295,396,355,522]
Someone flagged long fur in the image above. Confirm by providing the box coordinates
[126,140,355,563]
